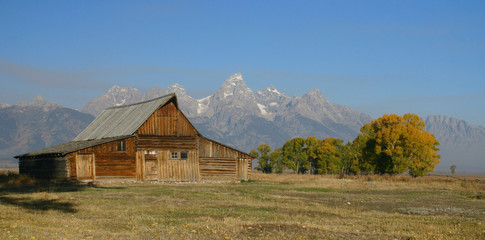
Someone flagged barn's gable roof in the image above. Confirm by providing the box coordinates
[74,94,175,141]
[15,136,131,158]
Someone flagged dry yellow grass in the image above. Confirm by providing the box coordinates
[0,172,483,239]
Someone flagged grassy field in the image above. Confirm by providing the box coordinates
[0,172,484,240]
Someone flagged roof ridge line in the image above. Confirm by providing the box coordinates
[105,93,176,110]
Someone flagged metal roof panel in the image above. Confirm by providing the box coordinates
[73,94,174,141]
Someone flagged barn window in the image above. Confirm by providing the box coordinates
[171,152,178,159]
[181,152,188,159]
[117,140,126,152]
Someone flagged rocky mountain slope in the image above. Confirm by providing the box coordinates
[0,96,94,160]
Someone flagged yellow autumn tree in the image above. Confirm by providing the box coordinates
[312,138,344,174]
[355,113,440,176]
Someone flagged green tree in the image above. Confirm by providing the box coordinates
[306,137,351,175]
[341,142,358,175]
[354,113,440,176]
[305,136,321,174]
[351,123,377,174]
[281,137,309,174]
[450,165,456,175]
[270,148,285,173]
[250,144,273,173]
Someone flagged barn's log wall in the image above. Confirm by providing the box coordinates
[68,137,136,180]
[67,154,76,180]
[19,156,69,179]
[199,157,237,181]
[199,137,240,158]
[137,136,197,150]
[137,102,197,136]
[237,158,252,181]
[198,137,252,181]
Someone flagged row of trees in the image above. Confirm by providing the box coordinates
[250,113,441,177]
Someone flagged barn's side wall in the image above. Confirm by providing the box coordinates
[67,137,136,180]
[137,136,197,149]
[18,156,69,179]
[198,137,252,181]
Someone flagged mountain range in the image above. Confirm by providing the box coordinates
[1,73,484,173]
[0,95,94,164]
[82,73,372,150]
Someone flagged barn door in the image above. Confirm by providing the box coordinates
[167,158,188,182]
[159,151,197,182]
[144,154,159,181]
[77,154,94,180]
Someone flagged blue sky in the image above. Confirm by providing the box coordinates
[1,1,484,126]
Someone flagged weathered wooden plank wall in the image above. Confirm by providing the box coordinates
[135,150,199,182]
[247,158,252,179]
[137,136,197,149]
[137,102,197,136]
[199,138,240,158]
[161,150,196,182]
[136,151,144,181]
[163,150,198,182]
[68,137,136,180]
[198,137,252,181]
[135,102,200,182]
[19,156,69,179]
[76,154,94,180]
[67,154,76,180]
[199,157,237,181]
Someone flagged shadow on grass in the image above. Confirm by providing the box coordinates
[0,195,77,213]
[0,180,85,213]
[0,172,124,213]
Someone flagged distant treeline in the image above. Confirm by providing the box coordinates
[251,113,440,177]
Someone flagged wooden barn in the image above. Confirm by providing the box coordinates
[15,94,252,182]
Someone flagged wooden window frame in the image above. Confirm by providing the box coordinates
[180,152,188,159]
[171,152,178,159]
[117,140,126,152]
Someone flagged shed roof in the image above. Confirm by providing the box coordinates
[15,136,131,158]
[74,94,175,141]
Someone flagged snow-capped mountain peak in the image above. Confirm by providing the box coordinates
[257,85,286,99]
[197,96,211,115]
[225,72,244,85]
[107,86,141,106]
[82,85,143,115]
[167,83,187,95]
[264,85,281,95]
[215,73,255,100]
[107,85,139,94]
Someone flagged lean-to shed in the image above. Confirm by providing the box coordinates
[15,94,252,182]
